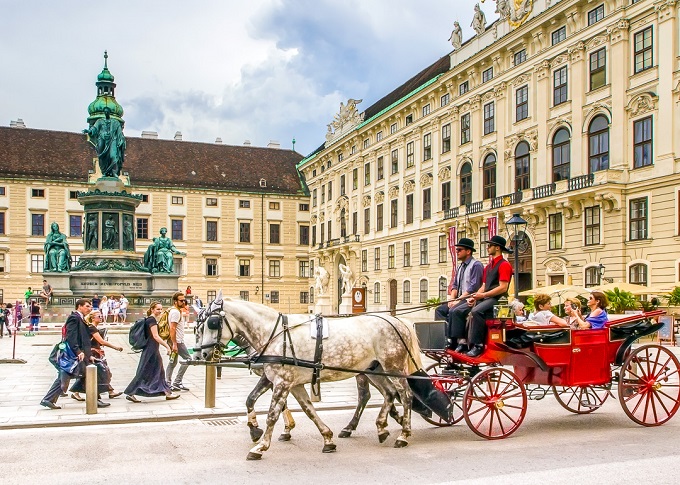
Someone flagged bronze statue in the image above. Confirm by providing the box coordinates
[84,107,126,177]
[85,214,98,251]
[122,215,134,251]
[44,222,71,272]
[102,214,119,250]
[144,228,185,273]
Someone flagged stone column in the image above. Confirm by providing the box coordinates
[606,19,630,170]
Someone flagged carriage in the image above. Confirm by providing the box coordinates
[415,309,680,439]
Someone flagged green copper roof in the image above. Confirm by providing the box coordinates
[87,97,124,118]
[97,51,115,82]
[87,51,124,123]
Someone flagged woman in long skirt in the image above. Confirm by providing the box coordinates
[124,301,179,402]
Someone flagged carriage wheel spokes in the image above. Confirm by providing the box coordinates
[463,367,527,440]
[422,362,464,427]
[618,345,680,427]
[552,385,610,414]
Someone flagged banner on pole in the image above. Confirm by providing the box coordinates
[448,226,457,260]
[488,216,498,238]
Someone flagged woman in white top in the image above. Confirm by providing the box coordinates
[111,298,120,323]
[100,296,109,323]
[528,293,568,327]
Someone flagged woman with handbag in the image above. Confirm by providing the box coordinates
[124,301,179,402]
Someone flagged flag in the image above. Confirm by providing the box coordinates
[488,216,498,238]
[448,226,457,260]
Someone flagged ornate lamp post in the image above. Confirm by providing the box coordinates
[506,213,528,300]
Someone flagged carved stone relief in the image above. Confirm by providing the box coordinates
[388,186,400,199]
[375,191,385,204]
[420,173,433,188]
[403,180,415,194]
[362,195,372,207]
[626,92,658,117]
[438,166,452,181]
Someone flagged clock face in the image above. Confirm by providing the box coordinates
[353,290,363,303]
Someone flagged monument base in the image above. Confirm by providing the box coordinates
[338,293,353,315]
[313,295,333,316]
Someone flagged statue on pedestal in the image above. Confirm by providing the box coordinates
[144,228,185,273]
[44,222,71,272]
[102,214,119,250]
[84,107,126,177]
[448,21,463,49]
[314,266,330,296]
[122,215,134,251]
[471,3,487,36]
[85,214,98,251]
[338,263,354,296]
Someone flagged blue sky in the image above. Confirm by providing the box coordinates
[0,0,498,155]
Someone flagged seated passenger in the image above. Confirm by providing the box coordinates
[563,297,582,329]
[573,291,609,329]
[527,293,567,327]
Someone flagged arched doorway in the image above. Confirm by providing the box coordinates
[388,279,397,316]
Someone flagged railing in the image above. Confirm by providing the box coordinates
[532,183,556,200]
[443,207,459,220]
[316,234,360,250]
[466,201,484,214]
[491,191,523,209]
[568,173,595,191]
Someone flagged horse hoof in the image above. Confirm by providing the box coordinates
[250,427,264,442]
[322,443,337,453]
[246,452,262,461]
[278,433,292,442]
[338,430,352,438]
[378,431,390,444]
[394,439,408,448]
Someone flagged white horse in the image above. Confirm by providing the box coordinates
[197,296,423,460]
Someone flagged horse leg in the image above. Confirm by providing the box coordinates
[390,377,413,448]
[246,374,272,442]
[247,384,290,461]
[339,374,371,438]
[289,385,336,453]
[368,374,404,426]
[278,407,296,441]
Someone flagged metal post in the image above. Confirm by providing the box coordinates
[513,240,520,301]
[205,365,216,408]
[85,364,98,415]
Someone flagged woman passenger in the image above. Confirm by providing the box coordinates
[573,291,609,329]
[563,298,582,329]
[527,293,567,326]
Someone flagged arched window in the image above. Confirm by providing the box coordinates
[552,128,571,182]
[482,154,496,200]
[403,280,411,303]
[439,276,448,300]
[419,279,429,303]
[340,208,347,238]
[460,162,472,206]
[585,266,600,287]
[514,142,530,191]
[374,282,381,303]
[589,115,609,173]
[629,263,648,286]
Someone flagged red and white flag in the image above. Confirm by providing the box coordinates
[488,216,498,238]
[448,226,457,260]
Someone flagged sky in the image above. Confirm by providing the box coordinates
[0,0,500,156]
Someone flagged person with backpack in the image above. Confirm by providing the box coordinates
[166,292,191,392]
[124,301,179,403]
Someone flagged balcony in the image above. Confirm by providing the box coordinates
[532,183,556,200]
[316,234,360,250]
[443,207,459,220]
[568,174,595,191]
[466,201,484,214]
[491,191,523,209]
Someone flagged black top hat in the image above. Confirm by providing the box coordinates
[483,235,513,253]
[455,237,476,252]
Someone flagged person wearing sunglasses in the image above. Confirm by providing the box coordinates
[166,292,191,392]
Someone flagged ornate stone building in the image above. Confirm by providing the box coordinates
[298,0,680,316]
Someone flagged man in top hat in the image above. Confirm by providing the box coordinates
[435,238,484,345]
[448,235,513,358]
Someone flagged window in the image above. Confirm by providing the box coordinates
[239,259,250,277]
[321,185,325,203]
[0,187,5,196]
[404,241,411,267]
[320,223,325,243]
[439,235,447,263]
[459,81,469,95]
[207,290,217,302]
[423,133,432,160]
[391,149,399,174]
[516,86,528,121]
[337,153,343,163]
[137,218,148,239]
[312,225,317,246]
[69,215,82,237]
[299,203,309,211]
[515,142,530,191]
[352,211,358,234]
[633,116,653,168]
[585,267,600,287]
[239,200,250,209]
[422,104,431,117]
[390,122,398,134]
[206,258,218,276]
[141,194,149,203]
[299,225,309,246]
[589,48,606,90]
[269,202,280,210]
[441,93,450,107]
[422,188,431,220]
[374,247,381,271]
[629,263,648,286]
[31,254,44,273]
[439,276,448,300]
[363,138,370,149]
[629,197,648,241]
[588,4,604,25]
[479,227,489,258]
[327,220,331,241]
[634,27,653,74]
[362,250,368,272]
[341,208,347,237]
[482,67,493,83]
[374,282,381,304]
[269,260,281,277]
[31,213,44,236]
[406,142,414,167]
[206,197,218,207]
[0,252,4,272]
[31,189,45,198]
[0,212,4,235]
[589,115,609,172]
[327,182,332,200]
[460,113,471,144]
[299,260,309,278]
[553,66,568,106]
[514,49,527,65]
[340,175,346,196]
[481,102,495,136]
[552,128,571,182]
[376,203,384,231]
[171,219,183,240]
[312,189,317,207]
[441,182,451,211]
[552,26,566,45]
[376,131,383,142]
[420,238,428,265]
[405,114,413,125]
[240,291,250,301]
[206,221,218,241]
[377,157,384,180]
[352,168,358,190]
[441,124,451,153]
[460,162,472,206]
[403,281,411,303]
[69,191,78,200]
[364,207,371,234]
[239,222,250,243]
[388,244,395,269]
[482,154,497,200]
[585,206,600,246]
[420,279,428,303]
[270,291,280,304]
[364,162,371,186]
[300,291,309,304]
[406,194,414,224]
[171,196,183,205]
[390,199,398,228]
[309,287,314,304]
[549,213,563,250]
[270,223,280,244]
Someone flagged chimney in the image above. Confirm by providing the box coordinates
[174,131,182,141]
[215,137,223,144]
[267,140,281,149]
[243,140,251,146]
[141,131,159,139]
[10,118,26,128]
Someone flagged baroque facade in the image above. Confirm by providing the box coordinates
[299,0,680,316]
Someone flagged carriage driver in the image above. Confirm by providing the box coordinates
[448,235,513,358]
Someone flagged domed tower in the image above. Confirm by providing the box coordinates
[87,51,125,126]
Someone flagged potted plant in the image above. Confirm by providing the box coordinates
[604,288,637,314]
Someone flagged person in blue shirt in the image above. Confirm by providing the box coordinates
[574,291,609,329]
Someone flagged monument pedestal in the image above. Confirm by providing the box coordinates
[313,295,333,316]
[338,293,353,315]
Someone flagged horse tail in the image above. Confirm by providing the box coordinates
[403,320,424,374]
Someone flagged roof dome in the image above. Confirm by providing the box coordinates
[87,97,124,118]
[97,66,114,82]
[87,51,124,124]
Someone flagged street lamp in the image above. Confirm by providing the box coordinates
[506,213,528,300]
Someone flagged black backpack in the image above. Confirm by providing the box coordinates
[129,317,149,351]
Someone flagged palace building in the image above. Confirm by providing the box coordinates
[298,0,680,315]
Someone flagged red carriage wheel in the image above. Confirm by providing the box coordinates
[552,385,610,414]
[618,344,680,426]
[463,367,527,439]
[421,362,464,426]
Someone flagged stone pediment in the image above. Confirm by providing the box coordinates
[325,99,365,148]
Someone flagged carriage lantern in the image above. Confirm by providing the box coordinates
[505,213,528,300]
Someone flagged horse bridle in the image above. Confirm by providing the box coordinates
[195,308,235,361]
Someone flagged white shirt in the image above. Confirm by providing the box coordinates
[169,307,186,344]
[120,297,128,309]
[528,310,555,325]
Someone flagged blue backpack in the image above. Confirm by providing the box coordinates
[129,317,148,351]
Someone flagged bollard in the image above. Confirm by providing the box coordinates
[310,381,321,402]
[205,365,216,408]
[85,364,98,415]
